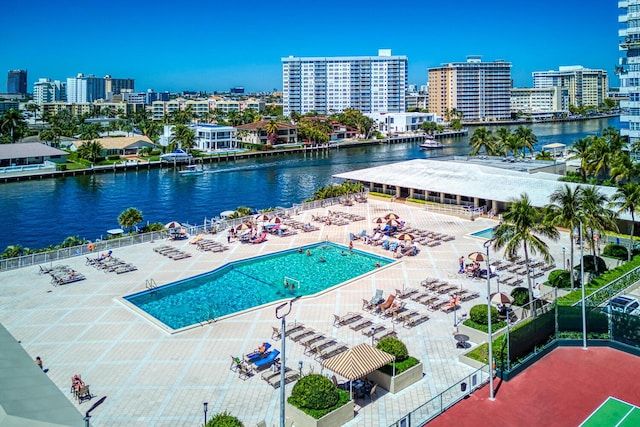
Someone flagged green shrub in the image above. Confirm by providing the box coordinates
[376,336,409,362]
[205,412,244,427]
[578,255,608,275]
[469,304,499,325]
[289,374,339,410]
[511,287,530,306]
[377,356,420,375]
[107,155,121,161]
[602,244,628,260]
[548,270,571,288]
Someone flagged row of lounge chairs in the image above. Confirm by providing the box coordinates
[328,210,366,222]
[45,264,87,286]
[195,239,229,253]
[284,324,350,361]
[153,245,192,260]
[284,219,319,232]
[261,366,300,388]
[86,255,137,274]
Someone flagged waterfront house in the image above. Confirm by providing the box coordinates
[69,136,155,157]
[0,142,68,167]
[236,120,298,145]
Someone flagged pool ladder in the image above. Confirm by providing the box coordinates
[145,278,158,292]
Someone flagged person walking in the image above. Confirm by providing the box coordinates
[458,256,465,274]
[35,356,43,370]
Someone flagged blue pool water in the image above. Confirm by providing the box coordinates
[124,242,393,330]
[471,228,495,240]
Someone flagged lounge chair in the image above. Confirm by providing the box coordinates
[369,289,384,305]
[377,294,396,311]
[76,385,92,403]
[245,342,272,362]
[402,311,430,328]
[289,327,315,342]
[333,312,362,327]
[266,368,300,388]
[254,349,280,369]
[349,317,373,331]
[238,362,255,380]
[316,343,348,361]
[251,232,268,244]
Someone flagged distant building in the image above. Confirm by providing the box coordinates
[7,70,27,96]
[282,49,408,116]
[104,75,134,100]
[152,100,181,121]
[66,74,105,103]
[428,56,512,122]
[367,112,439,134]
[0,101,19,113]
[236,120,297,145]
[619,0,639,145]
[158,124,237,151]
[406,93,428,110]
[532,65,608,110]
[33,78,66,106]
[230,87,244,94]
[510,87,561,118]
[69,136,155,157]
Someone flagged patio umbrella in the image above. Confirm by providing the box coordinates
[490,292,513,305]
[386,219,401,227]
[271,216,283,224]
[321,343,395,399]
[255,214,270,222]
[384,213,400,220]
[373,217,385,224]
[236,223,252,232]
[397,233,415,242]
[165,221,182,229]
[468,252,487,263]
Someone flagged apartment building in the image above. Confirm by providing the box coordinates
[428,56,512,122]
[282,49,408,116]
[33,78,66,106]
[66,74,106,103]
[510,87,561,117]
[532,66,608,110]
[619,0,640,144]
[7,70,27,96]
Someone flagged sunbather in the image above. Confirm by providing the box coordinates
[72,374,85,393]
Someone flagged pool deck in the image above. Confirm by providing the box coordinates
[0,199,574,426]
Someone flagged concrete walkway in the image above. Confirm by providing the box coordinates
[0,199,571,426]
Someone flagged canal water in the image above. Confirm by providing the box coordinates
[1,117,619,250]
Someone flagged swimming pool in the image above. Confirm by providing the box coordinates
[123,242,393,331]
[470,227,495,240]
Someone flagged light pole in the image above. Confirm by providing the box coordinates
[580,221,587,349]
[483,238,495,401]
[562,247,566,272]
[83,396,107,427]
[203,401,208,426]
[275,296,300,427]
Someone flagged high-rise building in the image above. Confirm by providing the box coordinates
[532,66,608,111]
[105,75,134,100]
[282,49,408,116]
[428,56,512,122]
[33,78,66,105]
[619,1,640,145]
[7,70,27,95]
[66,73,106,103]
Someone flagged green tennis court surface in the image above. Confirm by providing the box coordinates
[581,397,640,427]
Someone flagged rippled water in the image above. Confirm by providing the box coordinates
[1,117,618,250]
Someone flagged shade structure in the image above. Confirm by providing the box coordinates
[164,221,182,229]
[255,214,270,222]
[490,292,513,305]
[271,216,283,224]
[384,213,400,220]
[321,343,395,381]
[236,223,252,232]
[373,217,385,224]
[397,233,415,242]
[386,219,401,227]
[468,252,487,262]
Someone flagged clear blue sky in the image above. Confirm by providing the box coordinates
[0,0,620,94]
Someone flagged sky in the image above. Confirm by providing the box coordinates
[0,0,621,94]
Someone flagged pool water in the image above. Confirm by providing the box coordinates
[470,228,495,240]
[124,242,392,330]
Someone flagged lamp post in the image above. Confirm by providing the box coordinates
[580,221,587,349]
[275,296,300,427]
[370,326,375,346]
[203,402,208,426]
[562,247,566,272]
[483,238,495,401]
[83,396,107,427]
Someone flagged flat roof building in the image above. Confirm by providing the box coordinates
[7,70,27,96]
[282,49,408,116]
[619,0,640,145]
[532,65,608,111]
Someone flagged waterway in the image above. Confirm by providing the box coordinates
[1,117,619,250]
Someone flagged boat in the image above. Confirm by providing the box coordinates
[160,149,193,163]
[178,164,204,175]
[420,138,444,149]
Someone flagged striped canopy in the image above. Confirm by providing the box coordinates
[321,343,395,381]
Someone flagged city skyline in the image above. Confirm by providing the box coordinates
[1,0,620,94]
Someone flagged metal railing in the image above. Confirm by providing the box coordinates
[575,264,640,308]
[387,365,490,427]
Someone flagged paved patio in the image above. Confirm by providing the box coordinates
[0,199,572,426]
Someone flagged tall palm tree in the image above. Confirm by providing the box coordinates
[580,186,616,274]
[0,109,27,143]
[609,182,640,261]
[118,207,143,233]
[568,136,592,181]
[171,124,196,153]
[587,137,614,182]
[513,125,537,156]
[494,127,512,155]
[493,193,559,309]
[266,119,279,146]
[469,127,495,156]
[548,185,583,289]
[610,151,636,184]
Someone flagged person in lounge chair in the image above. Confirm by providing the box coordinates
[72,374,85,393]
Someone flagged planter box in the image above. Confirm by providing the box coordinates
[366,362,423,394]
[285,400,354,427]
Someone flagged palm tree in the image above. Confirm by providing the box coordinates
[587,136,614,182]
[580,186,616,274]
[609,182,640,261]
[266,119,279,146]
[77,141,104,164]
[118,207,143,233]
[610,151,637,184]
[513,125,537,156]
[0,109,28,143]
[493,193,559,309]
[78,123,101,141]
[568,136,592,181]
[469,127,495,155]
[494,127,511,155]
[548,185,583,288]
[171,124,196,153]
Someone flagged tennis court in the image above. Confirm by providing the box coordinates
[580,397,640,427]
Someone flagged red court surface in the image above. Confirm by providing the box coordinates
[427,347,640,427]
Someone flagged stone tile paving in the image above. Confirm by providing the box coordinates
[0,199,572,426]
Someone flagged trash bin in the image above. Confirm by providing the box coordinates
[460,382,467,392]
